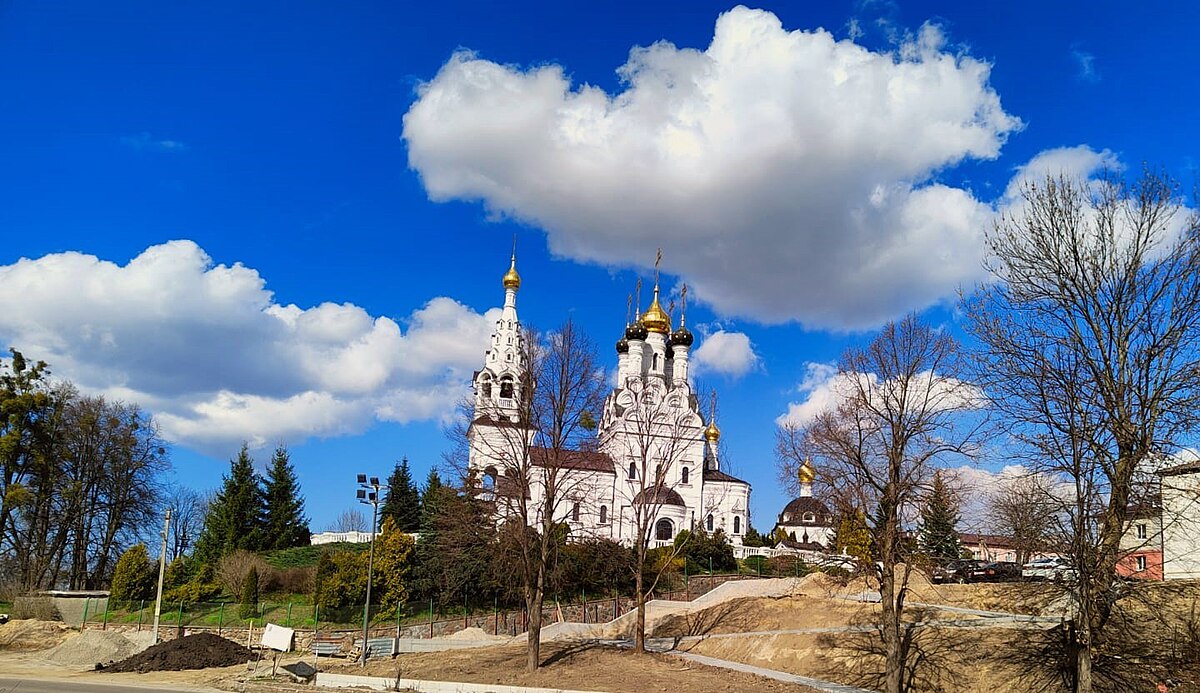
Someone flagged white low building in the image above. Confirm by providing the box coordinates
[1159,459,1200,580]
[467,254,751,547]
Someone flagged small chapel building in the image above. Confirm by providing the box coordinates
[466,252,751,547]
[774,459,836,550]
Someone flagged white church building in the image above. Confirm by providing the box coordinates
[466,253,751,547]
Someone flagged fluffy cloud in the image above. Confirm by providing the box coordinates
[0,241,496,451]
[690,330,760,378]
[776,360,983,427]
[404,6,1021,329]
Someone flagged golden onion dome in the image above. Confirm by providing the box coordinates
[502,256,521,290]
[640,287,671,334]
[704,419,721,442]
[798,457,816,484]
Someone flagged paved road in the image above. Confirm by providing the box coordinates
[0,676,221,693]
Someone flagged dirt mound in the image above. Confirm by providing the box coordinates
[651,594,873,638]
[0,619,70,650]
[45,629,149,666]
[101,632,253,672]
[441,626,509,642]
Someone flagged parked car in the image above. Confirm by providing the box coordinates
[931,559,988,584]
[981,561,1022,582]
[1022,557,1076,582]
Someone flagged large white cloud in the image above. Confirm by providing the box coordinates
[691,330,760,378]
[403,6,1022,329]
[776,359,983,427]
[0,241,497,452]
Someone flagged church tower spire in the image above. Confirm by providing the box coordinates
[474,246,525,421]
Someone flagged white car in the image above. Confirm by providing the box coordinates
[1022,557,1076,582]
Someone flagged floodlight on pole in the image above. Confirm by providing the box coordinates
[356,472,388,667]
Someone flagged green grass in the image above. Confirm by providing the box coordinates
[261,542,368,569]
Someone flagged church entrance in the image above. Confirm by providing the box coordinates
[655,518,674,541]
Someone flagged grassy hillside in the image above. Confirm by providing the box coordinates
[261,542,368,569]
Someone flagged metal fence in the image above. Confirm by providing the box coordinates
[77,572,769,637]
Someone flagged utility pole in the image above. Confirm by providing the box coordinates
[151,508,171,645]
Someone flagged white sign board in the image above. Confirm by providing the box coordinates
[261,622,295,652]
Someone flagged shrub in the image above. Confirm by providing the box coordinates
[239,565,259,619]
[110,544,157,602]
[314,550,368,609]
[217,550,270,597]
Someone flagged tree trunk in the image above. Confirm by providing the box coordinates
[525,592,542,672]
[634,557,646,652]
[1076,635,1092,693]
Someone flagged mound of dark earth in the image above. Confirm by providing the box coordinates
[101,632,253,672]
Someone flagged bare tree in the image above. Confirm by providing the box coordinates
[164,485,207,560]
[965,169,1200,691]
[776,314,983,693]
[601,373,698,652]
[328,508,367,533]
[985,473,1059,564]
[461,318,605,671]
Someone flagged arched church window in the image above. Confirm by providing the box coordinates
[481,376,492,398]
[681,467,689,485]
[599,505,608,524]
[655,518,673,541]
[571,502,580,522]
[500,377,514,399]
[506,353,512,362]
[653,353,660,370]
[628,462,637,480]
[733,516,741,534]
[706,514,713,532]
[507,336,512,344]
[803,512,815,523]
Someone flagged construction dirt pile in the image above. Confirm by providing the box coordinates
[44,629,152,667]
[0,619,71,650]
[441,626,510,642]
[100,632,253,673]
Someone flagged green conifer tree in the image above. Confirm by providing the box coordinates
[239,565,259,619]
[379,457,421,532]
[919,471,962,563]
[194,444,266,565]
[262,445,310,549]
[110,543,156,602]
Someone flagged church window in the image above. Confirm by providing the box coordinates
[571,502,580,522]
[507,336,512,344]
[599,505,608,524]
[655,518,673,541]
[506,353,512,362]
[628,462,637,480]
[706,514,713,532]
[681,467,689,485]
[733,516,741,534]
[653,353,660,370]
[500,377,514,399]
[803,512,815,523]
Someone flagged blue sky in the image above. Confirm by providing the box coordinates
[1,1,1197,532]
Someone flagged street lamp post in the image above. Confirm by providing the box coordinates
[356,473,388,667]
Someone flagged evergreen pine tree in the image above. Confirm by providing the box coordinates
[919,471,962,563]
[194,444,266,565]
[262,445,311,549]
[411,469,446,603]
[379,457,421,532]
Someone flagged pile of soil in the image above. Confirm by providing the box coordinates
[101,632,253,673]
[0,619,70,650]
[45,630,149,666]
